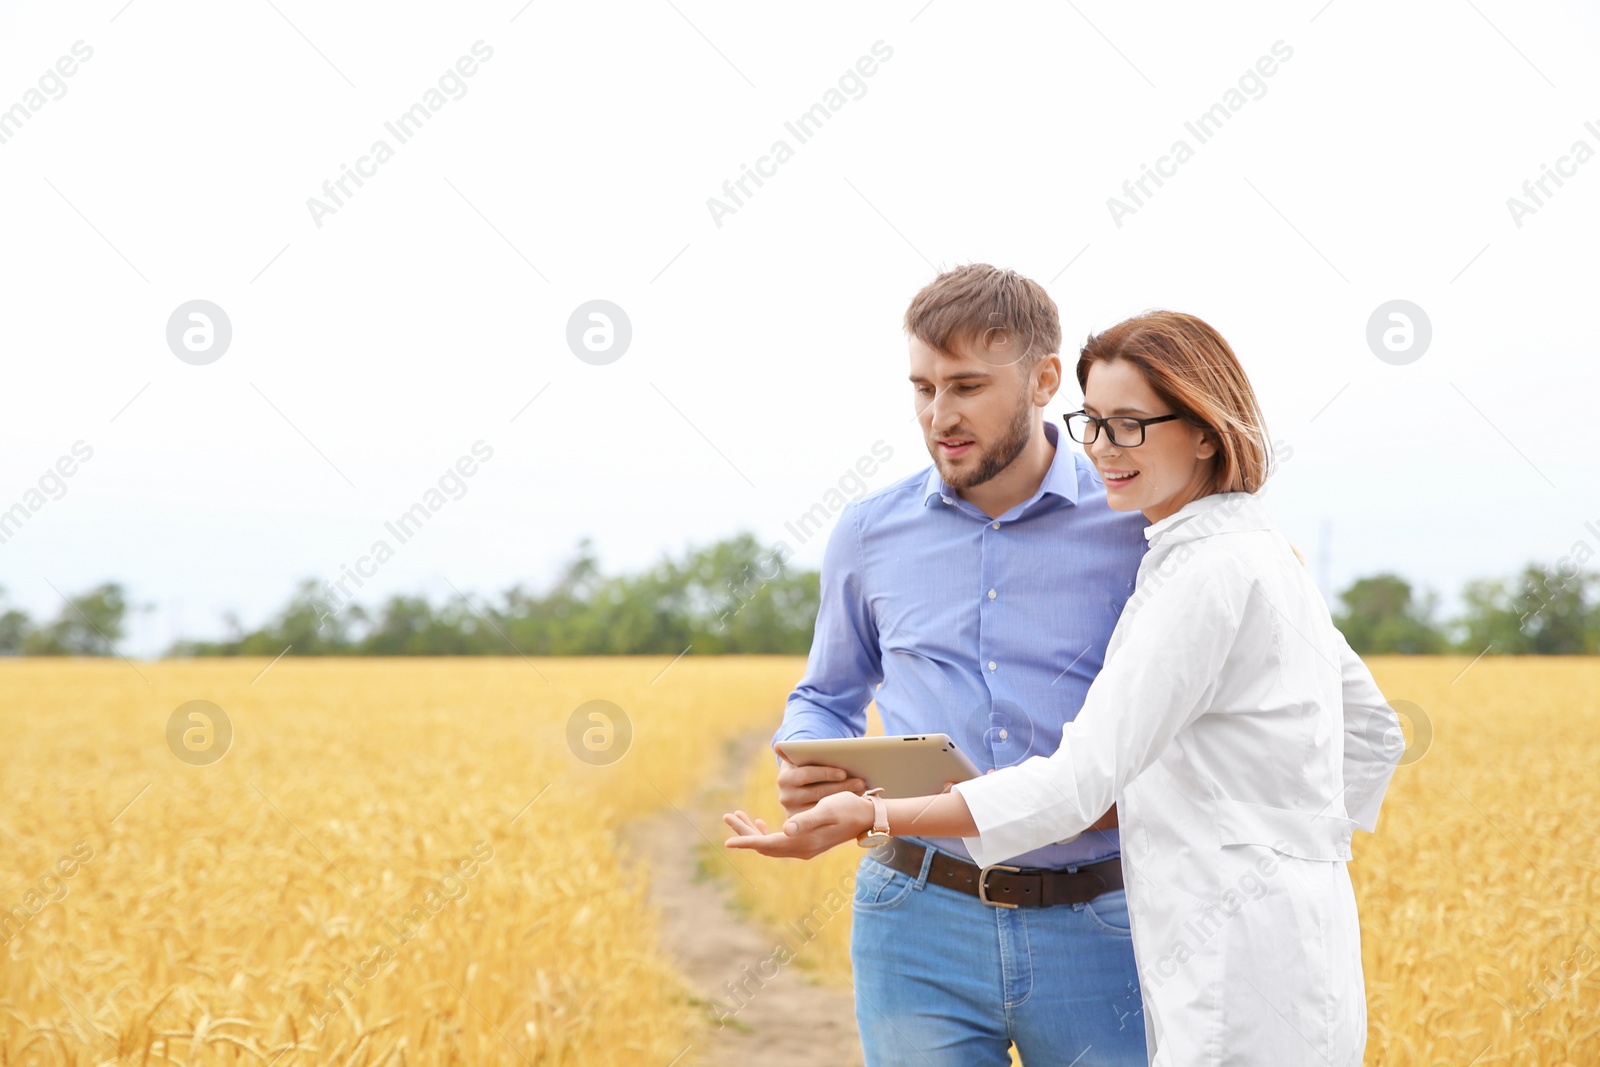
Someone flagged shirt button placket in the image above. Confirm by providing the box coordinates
[981,518,1000,688]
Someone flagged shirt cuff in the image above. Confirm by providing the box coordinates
[949,775,1080,870]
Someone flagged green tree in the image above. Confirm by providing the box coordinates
[23,582,130,655]
[174,579,366,656]
[358,594,481,656]
[680,534,820,654]
[163,532,827,657]
[1333,573,1448,654]
[0,586,33,654]
[1456,564,1598,655]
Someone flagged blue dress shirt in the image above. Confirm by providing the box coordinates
[771,419,1151,868]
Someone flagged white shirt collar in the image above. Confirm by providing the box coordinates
[1143,490,1274,550]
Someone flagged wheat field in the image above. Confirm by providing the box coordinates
[720,656,1600,1066]
[0,656,794,1066]
[1,656,1596,1065]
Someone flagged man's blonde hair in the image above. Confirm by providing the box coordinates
[903,263,1060,370]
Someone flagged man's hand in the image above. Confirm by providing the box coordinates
[725,790,874,860]
[776,754,865,817]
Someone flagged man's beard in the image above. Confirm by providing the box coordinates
[933,397,1034,490]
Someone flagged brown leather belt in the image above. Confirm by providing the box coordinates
[869,838,1123,909]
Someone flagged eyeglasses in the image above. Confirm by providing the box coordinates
[1063,410,1184,448]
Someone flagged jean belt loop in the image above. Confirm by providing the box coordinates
[914,839,936,889]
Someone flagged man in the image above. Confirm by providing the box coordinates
[772,263,1150,1065]
[767,264,1399,1066]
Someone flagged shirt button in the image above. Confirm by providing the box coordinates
[942,497,953,505]
[987,661,997,671]
[991,521,1001,529]
[987,589,997,600]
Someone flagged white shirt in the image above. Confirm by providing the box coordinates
[951,490,1402,1066]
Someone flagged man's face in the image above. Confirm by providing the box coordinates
[908,335,1052,490]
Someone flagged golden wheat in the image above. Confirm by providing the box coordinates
[724,656,1600,1066]
[0,656,795,1066]
[4,656,1596,1065]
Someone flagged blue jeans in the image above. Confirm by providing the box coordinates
[850,841,1147,1066]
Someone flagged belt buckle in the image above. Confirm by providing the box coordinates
[977,863,1021,908]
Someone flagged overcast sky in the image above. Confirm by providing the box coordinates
[2,1,1596,657]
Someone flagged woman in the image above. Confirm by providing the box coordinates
[724,311,1401,1065]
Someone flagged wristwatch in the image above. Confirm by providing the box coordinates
[856,786,891,848]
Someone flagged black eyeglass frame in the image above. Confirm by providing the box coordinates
[1062,410,1185,448]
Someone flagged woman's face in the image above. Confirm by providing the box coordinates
[1082,358,1218,524]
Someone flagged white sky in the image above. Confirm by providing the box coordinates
[1,0,1596,657]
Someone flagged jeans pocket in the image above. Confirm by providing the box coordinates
[1082,887,1133,935]
[853,855,915,911]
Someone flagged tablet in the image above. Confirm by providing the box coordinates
[775,733,983,799]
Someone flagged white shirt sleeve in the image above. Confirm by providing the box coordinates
[1335,626,1402,832]
[951,557,1248,869]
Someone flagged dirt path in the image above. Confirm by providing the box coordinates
[617,728,864,1067]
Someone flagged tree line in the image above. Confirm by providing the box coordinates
[1,534,1596,657]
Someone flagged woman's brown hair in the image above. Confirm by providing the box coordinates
[1076,310,1273,495]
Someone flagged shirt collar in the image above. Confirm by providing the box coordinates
[1143,490,1275,550]
[921,420,1081,511]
